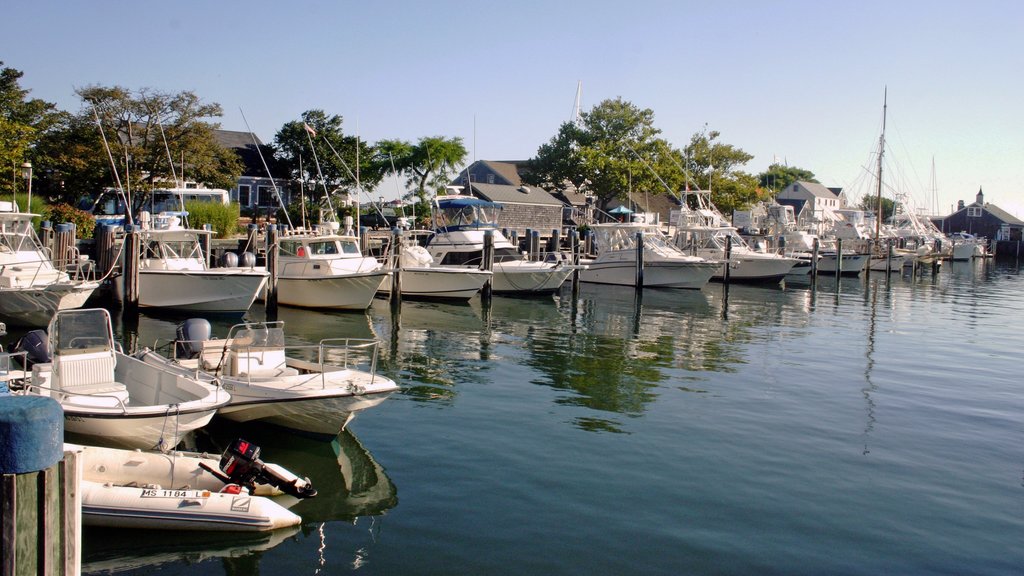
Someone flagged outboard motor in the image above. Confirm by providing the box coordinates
[13,330,51,367]
[220,251,239,268]
[200,438,317,499]
[239,251,256,268]
[175,318,211,360]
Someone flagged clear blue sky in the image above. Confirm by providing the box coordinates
[4,0,1022,216]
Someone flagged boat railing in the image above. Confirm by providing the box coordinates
[19,378,131,413]
[0,351,29,390]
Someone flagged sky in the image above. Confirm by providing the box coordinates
[4,0,1023,217]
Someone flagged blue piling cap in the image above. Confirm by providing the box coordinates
[0,396,64,474]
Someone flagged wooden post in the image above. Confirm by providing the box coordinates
[265,224,279,314]
[885,239,893,275]
[96,225,118,279]
[569,228,580,296]
[40,221,53,258]
[481,230,494,301]
[525,228,533,260]
[835,238,843,277]
[0,396,75,576]
[723,234,732,289]
[390,228,403,305]
[122,226,140,312]
[246,223,258,255]
[865,239,873,281]
[932,239,941,276]
[359,227,369,255]
[634,231,644,289]
[811,237,820,278]
[550,228,561,260]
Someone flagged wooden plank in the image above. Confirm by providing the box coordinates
[2,474,16,576]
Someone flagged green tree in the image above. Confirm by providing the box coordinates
[757,163,817,195]
[376,135,467,213]
[858,193,895,223]
[681,129,759,214]
[68,85,241,209]
[525,98,684,208]
[0,62,61,199]
[275,110,380,217]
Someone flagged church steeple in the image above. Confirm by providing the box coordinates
[976,187,984,206]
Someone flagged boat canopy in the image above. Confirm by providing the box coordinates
[433,196,504,231]
[49,308,114,355]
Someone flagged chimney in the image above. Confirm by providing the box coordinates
[976,187,984,206]
[957,200,965,210]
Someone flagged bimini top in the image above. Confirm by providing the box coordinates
[435,196,502,209]
[433,195,504,232]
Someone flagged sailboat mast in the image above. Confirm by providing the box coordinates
[874,87,887,239]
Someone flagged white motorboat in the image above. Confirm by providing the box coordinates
[12,308,229,450]
[138,318,399,435]
[0,201,99,326]
[672,192,799,283]
[72,437,315,532]
[273,225,390,309]
[949,232,989,261]
[113,211,269,313]
[426,195,575,295]
[379,231,492,300]
[580,222,720,288]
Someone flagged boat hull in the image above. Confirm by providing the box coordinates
[491,262,575,294]
[580,260,718,289]
[276,271,388,310]
[0,282,98,327]
[711,255,799,283]
[115,269,268,312]
[81,481,300,532]
[380,267,491,300]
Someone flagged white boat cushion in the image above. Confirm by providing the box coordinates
[232,348,299,378]
[54,351,128,398]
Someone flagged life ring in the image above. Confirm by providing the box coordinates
[297,246,306,257]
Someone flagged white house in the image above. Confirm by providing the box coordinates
[775,181,843,226]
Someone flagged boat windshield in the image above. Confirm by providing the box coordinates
[50,309,113,354]
[229,323,286,350]
[433,199,502,231]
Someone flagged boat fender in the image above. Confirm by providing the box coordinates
[239,251,256,268]
[175,319,212,360]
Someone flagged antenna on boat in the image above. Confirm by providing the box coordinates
[89,101,134,227]
[301,121,336,221]
[240,107,293,229]
[299,155,307,229]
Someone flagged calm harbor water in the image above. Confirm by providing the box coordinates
[79,260,1022,575]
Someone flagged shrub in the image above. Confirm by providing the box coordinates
[46,203,96,239]
[185,200,240,237]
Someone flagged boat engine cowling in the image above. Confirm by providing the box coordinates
[175,318,211,360]
[239,251,256,268]
[13,330,51,366]
[215,438,317,499]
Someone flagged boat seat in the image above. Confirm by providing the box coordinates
[231,348,300,378]
[53,350,129,400]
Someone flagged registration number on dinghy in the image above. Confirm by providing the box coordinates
[140,489,211,499]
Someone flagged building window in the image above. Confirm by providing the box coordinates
[487,174,495,184]
[257,186,275,207]
[967,206,982,218]
[238,185,251,206]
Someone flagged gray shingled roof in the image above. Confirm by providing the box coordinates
[978,203,1024,226]
[469,182,562,206]
[797,181,839,198]
[479,161,524,186]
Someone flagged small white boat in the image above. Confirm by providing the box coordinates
[138,318,400,435]
[13,308,229,450]
[0,201,99,326]
[426,195,575,295]
[114,211,269,313]
[949,232,989,261]
[72,438,315,532]
[380,232,492,300]
[580,222,720,288]
[274,226,391,310]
